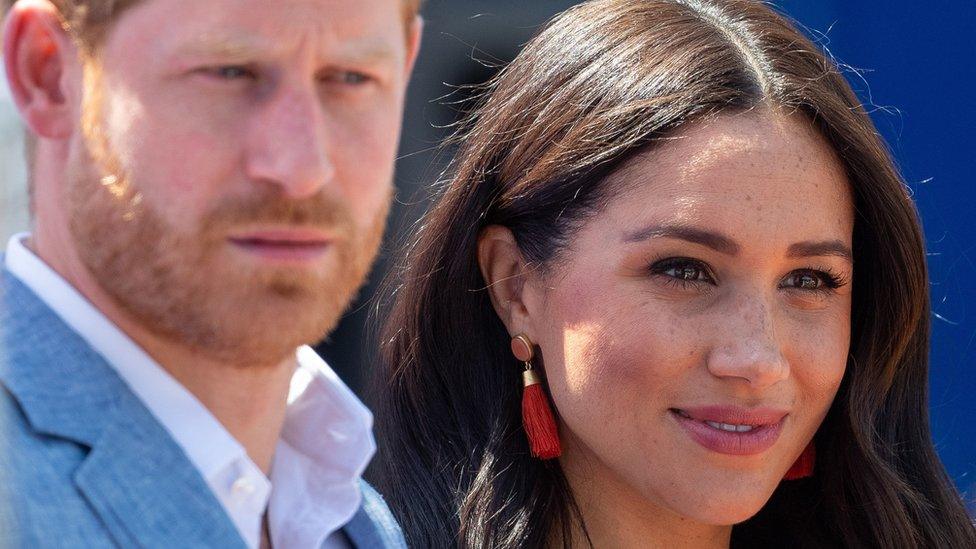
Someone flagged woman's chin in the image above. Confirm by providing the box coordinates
[681,503,766,527]
[652,483,777,526]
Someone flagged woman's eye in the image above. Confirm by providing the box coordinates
[650,258,714,286]
[667,264,708,281]
[781,269,844,293]
[794,273,822,289]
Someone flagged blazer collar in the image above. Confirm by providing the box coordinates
[343,480,407,549]
[0,264,246,547]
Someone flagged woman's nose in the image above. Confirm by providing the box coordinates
[705,296,790,389]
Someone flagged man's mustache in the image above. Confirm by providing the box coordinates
[199,190,354,232]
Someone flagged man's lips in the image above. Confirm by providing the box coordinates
[670,405,788,456]
[227,228,333,261]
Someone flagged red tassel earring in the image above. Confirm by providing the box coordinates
[783,442,815,480]
[511,335,562,459]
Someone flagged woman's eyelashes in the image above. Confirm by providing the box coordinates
[649,257,715,290]
[647,257,850,296]
[779,267,848,295]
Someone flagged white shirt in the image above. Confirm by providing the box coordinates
[5,233,376,549]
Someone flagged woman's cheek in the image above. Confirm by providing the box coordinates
[539,263,692,439]
[547,311,686,444]
[784,313,849,405]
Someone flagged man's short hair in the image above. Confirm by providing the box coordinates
[3,0,424,51]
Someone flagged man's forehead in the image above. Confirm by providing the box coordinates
[112,0,406,58]
[171,32,402,64]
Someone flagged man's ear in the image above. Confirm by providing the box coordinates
[477,225,537,339]
[3,0,79,139]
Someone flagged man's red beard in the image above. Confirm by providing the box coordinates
[68,167,390,367]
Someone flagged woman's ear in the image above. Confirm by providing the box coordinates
[3,0,80,139]
[477,225,536,337]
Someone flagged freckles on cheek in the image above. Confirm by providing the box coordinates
[787,319,849,401]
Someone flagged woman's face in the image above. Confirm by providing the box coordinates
[527,111,853,526]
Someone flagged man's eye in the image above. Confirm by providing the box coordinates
[321,71,372,86]
[340,72,370,84]
[208,66,256,80]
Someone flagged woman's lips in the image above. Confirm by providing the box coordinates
[670,406,787,456]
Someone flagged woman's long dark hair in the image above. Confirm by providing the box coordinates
[373,0,976,546]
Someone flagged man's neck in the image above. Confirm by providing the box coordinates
[135,327,295,475]
[29,228,293,475]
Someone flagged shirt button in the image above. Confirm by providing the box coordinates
[329,426,350,442]
[231,477,256,497]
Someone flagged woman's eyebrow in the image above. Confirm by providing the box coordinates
[787,240,853,262]
[622,224,739,255]
[622,223,853,262]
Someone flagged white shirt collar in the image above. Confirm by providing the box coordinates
[5,233,375,548]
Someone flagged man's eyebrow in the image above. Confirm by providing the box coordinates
[174,35,266,59]
[622,224,740,255]
[330,40,401,66]
[174,35,398,65]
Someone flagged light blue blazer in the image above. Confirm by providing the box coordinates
[0,259,406,548]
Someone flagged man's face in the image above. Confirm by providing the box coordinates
[66,0,417,365]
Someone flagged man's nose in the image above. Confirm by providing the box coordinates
[705,295,790,389]
[244,85,335,199]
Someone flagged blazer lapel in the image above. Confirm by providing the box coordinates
[0,267,246,548]
[74,388,246,548]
